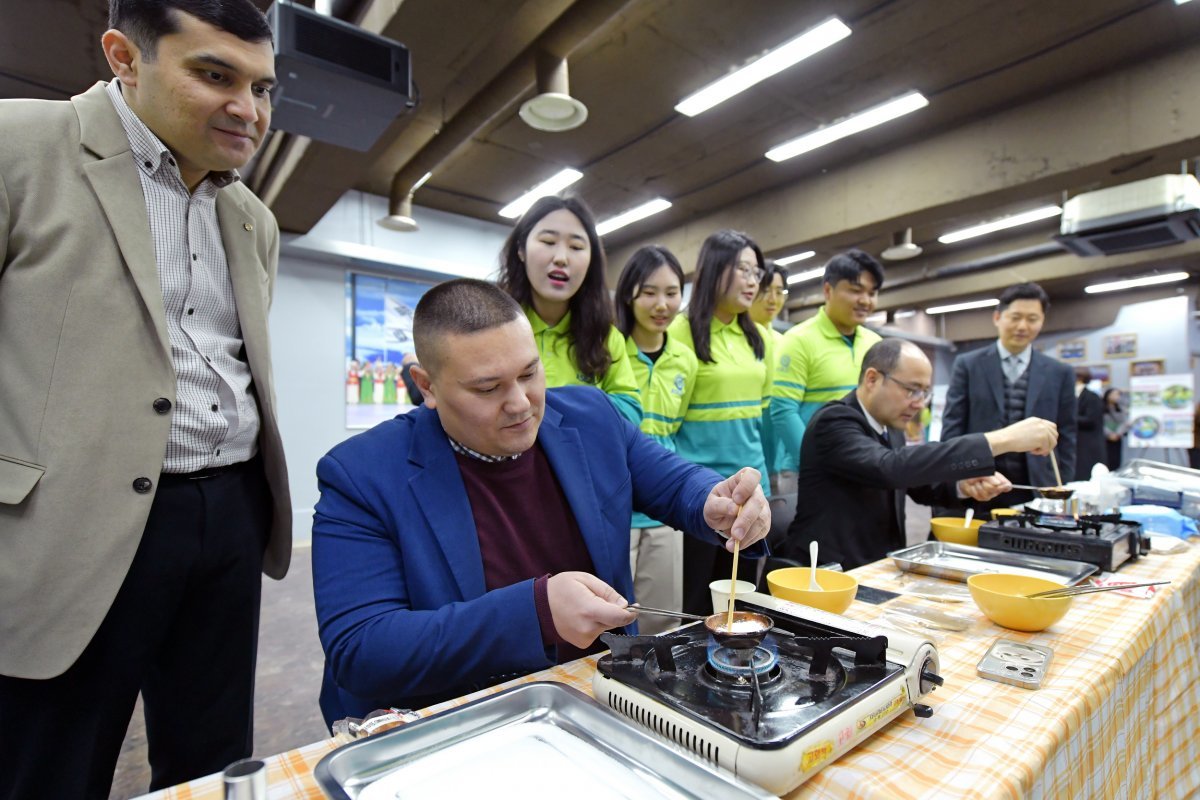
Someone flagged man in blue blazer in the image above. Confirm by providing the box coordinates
[312,279,770,724]
[941,282,1077,513]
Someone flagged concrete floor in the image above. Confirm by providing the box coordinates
[109,499,935,798]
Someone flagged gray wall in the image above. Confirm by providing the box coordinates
[268,194,510,542]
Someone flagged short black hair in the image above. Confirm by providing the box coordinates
[823,249,885,291]
[1074,366,1092,383]
[997,282,1050,313]
[614,245,685,337]
[413,279,524,372]
[758,259,788,296]
[109,0,272,59]
[859,338,918,382]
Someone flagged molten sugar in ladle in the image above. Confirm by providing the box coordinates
[628,605,778,650]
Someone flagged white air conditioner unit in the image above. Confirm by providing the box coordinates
[1055,174,1200,257]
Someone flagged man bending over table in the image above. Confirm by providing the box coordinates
[784,339,1059,570]
[312,279,770,724]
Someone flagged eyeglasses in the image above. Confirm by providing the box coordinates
[733,262,766,283]
[760,286,788,300]
[881,372,932,402]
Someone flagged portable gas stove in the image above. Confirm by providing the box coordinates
[978,509,1150,572]
[592,591,942,795]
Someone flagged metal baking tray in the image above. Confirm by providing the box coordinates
[313,682,774,800]
[888,542,1097,585]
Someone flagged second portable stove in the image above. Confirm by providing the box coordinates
[978,509,1150,572]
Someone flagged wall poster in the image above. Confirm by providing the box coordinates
[345,272,433,429]
[1127,373,1195,449]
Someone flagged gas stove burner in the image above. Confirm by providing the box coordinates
[706,643,778,679]
[980,512,1150,572]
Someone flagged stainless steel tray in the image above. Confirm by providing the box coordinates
[313,682,775,800]
[888,542,1098,585]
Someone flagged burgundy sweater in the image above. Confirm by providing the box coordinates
[453,442,599,663]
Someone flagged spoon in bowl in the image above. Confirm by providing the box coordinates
[809,540,820,591]
[963,507,975,528]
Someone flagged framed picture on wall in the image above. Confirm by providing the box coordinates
[1103,333,1137,358]
[1084,363,1111,384]
[1057,339,1086,360]
[1130,358,1166,377]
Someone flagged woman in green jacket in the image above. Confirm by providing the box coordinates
[669,229,773,614]
[498,196,641,423]
[614,245,698,633]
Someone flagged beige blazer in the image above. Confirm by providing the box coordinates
[0,82,292,680]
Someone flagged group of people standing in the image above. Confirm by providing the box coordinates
[487,195,896,618]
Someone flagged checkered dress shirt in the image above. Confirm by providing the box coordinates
[106,80,260,473]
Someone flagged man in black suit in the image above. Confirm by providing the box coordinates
[941,283,1077,514]
[786,339,1058,570]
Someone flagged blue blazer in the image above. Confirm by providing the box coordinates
[940,344,1077,487]
[312,386,747,723]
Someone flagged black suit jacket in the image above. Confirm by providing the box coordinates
[941,344,1077,487]
[786,392,995,570]
[1074,387,1105,481]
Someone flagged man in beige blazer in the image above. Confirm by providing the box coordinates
[0,1,291,796]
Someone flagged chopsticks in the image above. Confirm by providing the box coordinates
[1025,580,1170,599]
[1049,450,1064,489]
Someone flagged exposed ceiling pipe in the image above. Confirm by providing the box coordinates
[381,0,637,225]
[786,241,1066,310]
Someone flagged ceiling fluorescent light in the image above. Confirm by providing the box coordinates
[1177,0,1193,5]
[411,171,433,192]
[498,168,584,219]
[776,250,816,265]
[937,205,1062,244]
[894,310,916,319]
[596,198,672,236]
[765,91,928,162]
[675,18,851,117]
[787,266,824,285]
[925,298,1000,315]
[1085,272,1189,294]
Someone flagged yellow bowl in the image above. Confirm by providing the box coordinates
[766,568,858,614]
[967,573,1073,632]
[929,516,985,546]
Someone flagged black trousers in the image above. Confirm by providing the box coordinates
[0,460,272,800]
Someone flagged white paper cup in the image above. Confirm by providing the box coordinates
[709,579,756,615]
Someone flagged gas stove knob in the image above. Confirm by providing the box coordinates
[912,703,934,718]
[920,658,944,693]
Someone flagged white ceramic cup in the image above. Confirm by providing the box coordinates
[709,579,756,615]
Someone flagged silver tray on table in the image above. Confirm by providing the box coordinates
[313,681,775,800]
[888,541,1098,585]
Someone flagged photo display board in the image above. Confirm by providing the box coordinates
[1127,373,1195,449]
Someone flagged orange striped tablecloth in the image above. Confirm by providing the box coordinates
[139,540,1200,800]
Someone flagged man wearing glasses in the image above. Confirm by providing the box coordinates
[783,339,1058,570]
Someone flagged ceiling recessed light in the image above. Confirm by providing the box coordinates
[937,205,1062,244]
[498,168,584,219]
[925,298,1000,315]
[765,91,928,162]
[675,18,851,117]
[596,198,672,236]
[1085,272,1189,294]
[786,266,824,285]
[776,250,816,265]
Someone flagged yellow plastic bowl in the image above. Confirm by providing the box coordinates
[967,573,1073,632]
[929,516,985,546]
[766,568,858,614]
